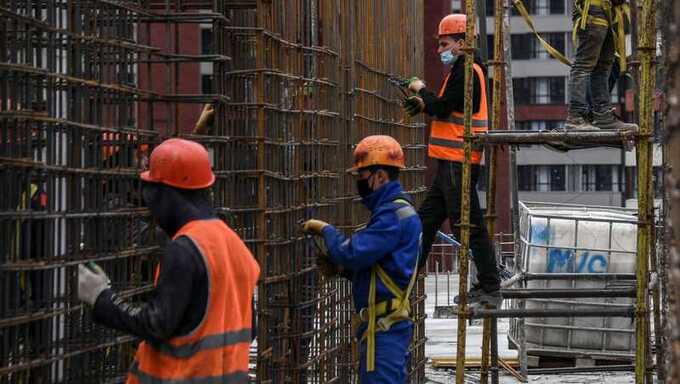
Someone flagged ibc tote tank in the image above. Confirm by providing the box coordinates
[508,201,638,359]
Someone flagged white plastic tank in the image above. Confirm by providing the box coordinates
[509,201,637,358]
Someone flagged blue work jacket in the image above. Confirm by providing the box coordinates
[321,181,422,312]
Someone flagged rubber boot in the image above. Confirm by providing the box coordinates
[592,108,638,131]
[564,114,599,131]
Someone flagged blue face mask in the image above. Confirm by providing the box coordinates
[440,49,457,65]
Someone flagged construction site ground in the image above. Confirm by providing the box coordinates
[423,275,638,383]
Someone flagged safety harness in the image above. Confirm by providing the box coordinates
[360,197,420,372]
[512,0,630,71]
[573,0,630,71]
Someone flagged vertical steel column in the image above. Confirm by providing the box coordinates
[635,0,656,379]
[487,0,506,382]
[254,2,268,380]
[665,0,680,379]
[454,0,478,382]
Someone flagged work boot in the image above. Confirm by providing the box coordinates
[454,284,501,306]
[564,114,599,131]
[592,108,638,131]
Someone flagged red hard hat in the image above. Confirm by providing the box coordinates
[348,135,406,172]
[140,138,215,189]
[438,14,467,37]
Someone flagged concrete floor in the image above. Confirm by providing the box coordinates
[423,274,637,383]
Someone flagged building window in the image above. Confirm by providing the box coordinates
[486,0,495,16]
[582,165,621,191]
[511,0,566,15]
[535,0,550,15]
[202,74,213,94]
[512,34,532,60]
[518,165,566,191]
[550,165,566,191]
[550,0,565,14]
[201,28,213,55]
[513,33,566,60]
[513,77,565,105]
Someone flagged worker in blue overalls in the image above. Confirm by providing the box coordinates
[303,135,422,383]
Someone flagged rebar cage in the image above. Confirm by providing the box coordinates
[0,1,427,383]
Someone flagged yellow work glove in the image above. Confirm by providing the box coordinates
[302,219,329,234]
[406,76,426,93]
[193,103,215,134]
[403,96,424,117]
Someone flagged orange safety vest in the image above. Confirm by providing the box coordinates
[428,63,488,164]
[127,219,260,384]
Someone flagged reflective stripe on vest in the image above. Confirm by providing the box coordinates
[129,361,249,384]
[435,115,488,128]
[428,63,488,164]
[149,329,252,359]
[127,219,260,383]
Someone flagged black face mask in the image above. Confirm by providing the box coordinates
[356,176,373,198]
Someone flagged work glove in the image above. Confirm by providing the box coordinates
[405,76,426,93]
[193,103,215,134]
[403,96,424,117]
[78,263,111,306]
[302,219,329,235]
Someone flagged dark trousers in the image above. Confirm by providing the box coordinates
[568,6,615,117]
[418,159,500,292]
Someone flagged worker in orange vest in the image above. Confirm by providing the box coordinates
[77,138,260,383]
[403,14,501,305]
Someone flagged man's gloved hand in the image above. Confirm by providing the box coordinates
[302,219,329,235]
[405,76,426,93]
[403,96,424,117]
[78,263,111,306]
[193,103,215,134]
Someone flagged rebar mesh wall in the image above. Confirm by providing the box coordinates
[1,1,426,382]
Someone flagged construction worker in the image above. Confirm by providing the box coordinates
[565,0,636,130]
[402,14,501,304]
[77,138,260,383]
[302,135,422,383]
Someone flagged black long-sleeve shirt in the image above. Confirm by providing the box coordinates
[92,184,213,344]
[418,54,486,119]
[93,236,208,343]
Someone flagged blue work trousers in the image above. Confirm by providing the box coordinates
[358,322,413,383]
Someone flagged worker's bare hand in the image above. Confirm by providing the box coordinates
[302,219,329,234]
[78,263,111,306]
[403,96,424,117]
[193,103,215,134]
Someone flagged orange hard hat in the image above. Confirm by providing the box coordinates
[348,135,406,172]
[140,138,215,189]
[438,14,466,37]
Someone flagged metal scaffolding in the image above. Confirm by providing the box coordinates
[452,0,663,382]
[0,0,426,382]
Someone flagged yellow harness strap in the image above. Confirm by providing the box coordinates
[573,0,630,71]
[513,0,572,66]
[364,198,420,372]
[513,0,629,71]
